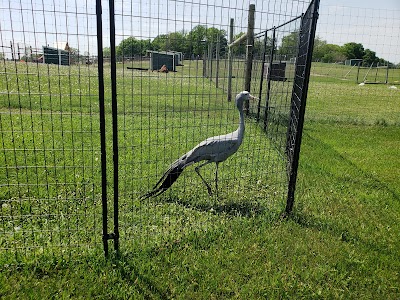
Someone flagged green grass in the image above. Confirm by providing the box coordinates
[311,62,400,85]
[306,74,400,125]
[1,60,400,299]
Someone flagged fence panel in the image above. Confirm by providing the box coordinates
[112,0,317,255]
[0,1,102,261]
[1,0,318,259]
[286,0,320,213]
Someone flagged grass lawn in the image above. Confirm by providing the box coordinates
[0,61,399,299]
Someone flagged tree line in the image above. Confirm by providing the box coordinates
[313,37,393,66]
[275,32,393,66]
[102,26,395,67]
[103,25,276,60]
[103,25,228,59]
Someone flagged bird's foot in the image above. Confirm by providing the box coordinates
[207,187,213,196]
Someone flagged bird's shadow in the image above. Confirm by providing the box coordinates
[154,194,269,218]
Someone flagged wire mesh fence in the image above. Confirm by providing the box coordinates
[310,5,400,84]
[0,0,102,261]
[2,0,397,265]
[1,0,320,261]
[307,4,400,126]
[112,0,319,254]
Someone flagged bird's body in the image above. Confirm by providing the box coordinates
[184,126,244,166]
[140,91,255,199]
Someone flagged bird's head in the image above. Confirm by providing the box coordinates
[235,91,257,110]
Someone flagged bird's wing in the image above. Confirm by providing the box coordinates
[183,132,240,165]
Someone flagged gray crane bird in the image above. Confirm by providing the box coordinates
[140,91,256,200]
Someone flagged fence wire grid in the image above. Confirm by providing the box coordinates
[0,1,101,261]
[308,4,400,127]
[0,0,320,260]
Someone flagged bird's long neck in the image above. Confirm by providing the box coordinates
[237,106,245,142]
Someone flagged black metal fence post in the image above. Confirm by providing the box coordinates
[256,31,268,121]
[285,0,320,215]
[109,0,120,252]
[263,28,276,131]
[95,0,109,257]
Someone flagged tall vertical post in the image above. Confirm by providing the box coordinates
[109,0,119,252]
[95,0,108,257]
[385,63,389,84]
[208,42,213,79]
[10,41,14,60]
[202,41,207,77]
[285,0,320,215]
[17,43,21,60]
[227,18,234,101]
[257,30,269,121]
[264,28,276,130]
[374,62,379,82]
[216,39,220,88]
[356,61,361,84]
[244,4,255,113]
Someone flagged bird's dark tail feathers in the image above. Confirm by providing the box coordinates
[140,160,184,200]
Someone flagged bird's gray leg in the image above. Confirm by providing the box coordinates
[215,162,219,199]
[195,161,213,196]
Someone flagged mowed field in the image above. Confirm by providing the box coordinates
[0,60,399,299]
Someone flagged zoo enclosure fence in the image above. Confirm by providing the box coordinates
[0,0,319,260]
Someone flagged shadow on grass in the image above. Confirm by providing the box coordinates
[111,253,171,299]
[289,211,359,243]
[287,210,396,258]
[304,129,400,203]
[288,132,399,256]
[113,223,239,299]
[155,195,269,218]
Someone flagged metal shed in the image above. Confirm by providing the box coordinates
[148,51,176,71]
[264,62,287,81]
[42,46,70,66]
[345,59,362,66]
[170,51,184,65]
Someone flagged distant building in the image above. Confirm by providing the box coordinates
[147,50,177,71]
[43,45,70,65]
[345,59,362,66]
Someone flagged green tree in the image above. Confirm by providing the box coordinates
[231,32,246,56]
[312,36,327,61]
[152,32,186,52]
[185,26,227,57]
[186,25,208,56]
[319,44,345,63]
[363,48,378,66]
[254,36,276,59]
[342,42,365,59]
[140,39,152,54]
[103,47,111,58]
[205,27,227,58]
[278,31,299,58]
[117,37,146,58]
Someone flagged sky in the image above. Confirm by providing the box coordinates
[317,0,400,63]
[0,0,399,63]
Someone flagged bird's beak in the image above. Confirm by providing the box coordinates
[248,94,258,101]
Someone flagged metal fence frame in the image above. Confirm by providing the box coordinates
[98,0,319,255]
[0,0,319,258]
